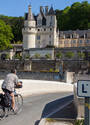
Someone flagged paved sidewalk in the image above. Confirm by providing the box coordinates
[0,79,73,97]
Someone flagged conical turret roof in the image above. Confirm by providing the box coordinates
[28,5,35,20]
[48,6,55,15]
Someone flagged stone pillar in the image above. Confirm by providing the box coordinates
[65,71,75,83]
[74,83,84,119]
[24,61,32,71]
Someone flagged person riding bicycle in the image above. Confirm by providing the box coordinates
[1,69,21,111]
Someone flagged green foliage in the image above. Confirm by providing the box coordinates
[16,41,23,44]
[65,51,74,59]
[13,53,22,60]
[24,54,30,59]
[75,120,84,125]
[34,53,40,59]
[0,15,24,43]
[46,45,56,48]
[56,52,62,59]
[56,1,90,30]
[6,53,10,59]
[45,53,51,59]
[78,52,85,59]
[49,68,54,72]
[0,19,13,50]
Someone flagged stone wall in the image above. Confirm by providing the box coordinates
[0,60,89,73]
[0,71,60,81]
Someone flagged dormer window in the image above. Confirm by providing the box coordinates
[38,19,42,25]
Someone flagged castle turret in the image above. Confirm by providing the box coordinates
[22,5,36,49]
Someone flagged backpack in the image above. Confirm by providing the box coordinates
[3,93,12,107]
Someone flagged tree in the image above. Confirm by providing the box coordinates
[0,15,24,43]
[55,1,90,30]
[0,19,13,50]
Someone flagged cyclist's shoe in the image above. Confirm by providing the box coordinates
[13,107,18,114]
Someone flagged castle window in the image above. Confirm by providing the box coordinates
[44,28,46,31]
[38,19,42,25]
[37,35,40,40]
[38,29,40,31]
[64,41,68,44]
[79,40,82,44]
[86,40,90,43]
[73,40,76,44]
[49,41,51,45]
[49,35,51,38]
[38,41,40,44]
[50,28,52,31]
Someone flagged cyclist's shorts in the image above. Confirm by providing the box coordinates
[2,88,13,94]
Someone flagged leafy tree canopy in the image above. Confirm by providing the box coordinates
[56,1,90,30]
[0,19,13,50]
[0,15,24,43]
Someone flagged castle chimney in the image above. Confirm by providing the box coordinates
[28,5,32,20]
[40,6,44,13]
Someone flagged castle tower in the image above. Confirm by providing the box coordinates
[46,6,58,47]
[22,5,36,49]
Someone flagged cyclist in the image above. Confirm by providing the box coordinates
[1,69,21,111]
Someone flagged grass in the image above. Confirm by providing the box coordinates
[74,120,84,125]
[46,118,57,122]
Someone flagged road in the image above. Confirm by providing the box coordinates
[0,92,72,125]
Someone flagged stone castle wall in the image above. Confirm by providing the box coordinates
[0,59,88,73]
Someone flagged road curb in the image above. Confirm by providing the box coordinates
[39,118,73,125]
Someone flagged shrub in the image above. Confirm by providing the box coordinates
[6,53,10,59]
[13,53,22,60]
[75,120,84,125]
[65,51,74,59]
[45,53,51,59]
[78,52,85,59]
[49,68,54,72]
[56,52,62,59]
[25,54,30,59]
[34,53,40,59]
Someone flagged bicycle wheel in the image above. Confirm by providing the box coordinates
[14,94,23,114]
[0,106,5,119]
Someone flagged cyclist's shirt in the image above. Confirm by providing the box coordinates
[2,73,18,92]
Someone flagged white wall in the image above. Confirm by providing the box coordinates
[23,33,36,49]
[29,48,54,59]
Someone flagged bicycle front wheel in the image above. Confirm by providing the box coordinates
[14,94,23,114]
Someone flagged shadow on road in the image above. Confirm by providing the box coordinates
[34,95,77,125]
[34,120,40,125]
[40,95,75,119]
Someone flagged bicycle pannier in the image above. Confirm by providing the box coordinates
[4,93,12,107]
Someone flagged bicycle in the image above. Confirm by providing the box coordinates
[0,83,23,119]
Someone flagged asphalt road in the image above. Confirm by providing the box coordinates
[0,92,72,125]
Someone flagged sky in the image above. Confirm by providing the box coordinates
[0,0,90,17]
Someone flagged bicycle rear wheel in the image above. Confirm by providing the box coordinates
[0,106,5,119]
[14,94,23,114]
